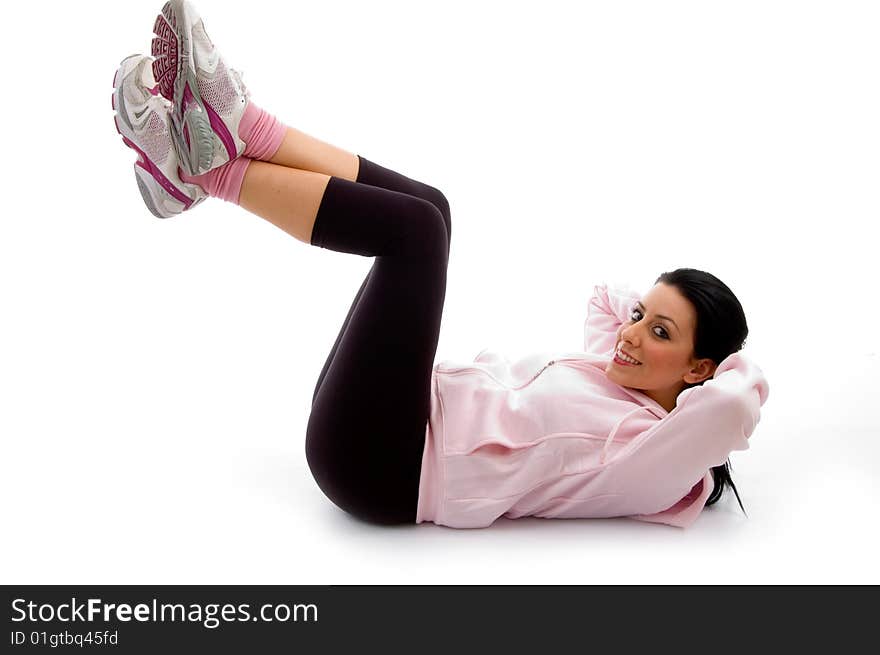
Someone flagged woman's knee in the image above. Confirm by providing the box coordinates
[393,195,450,257]
[423,186,451,249]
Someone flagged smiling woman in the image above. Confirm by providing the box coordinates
[112,0,769,531]
[607,268,751,512]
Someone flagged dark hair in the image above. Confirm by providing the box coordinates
[654,268,749,516]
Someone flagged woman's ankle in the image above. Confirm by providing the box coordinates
[179,157,253,205]
[238,102,287,161]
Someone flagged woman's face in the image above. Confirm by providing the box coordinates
[605,282,716,412]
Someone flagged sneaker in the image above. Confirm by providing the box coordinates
[151,0,250,176]
[112,54,207,219]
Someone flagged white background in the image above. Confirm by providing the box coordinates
[1,0,878,584]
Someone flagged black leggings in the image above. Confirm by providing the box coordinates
[305,156,451,525]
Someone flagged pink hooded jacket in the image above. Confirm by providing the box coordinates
[415,282,770,529]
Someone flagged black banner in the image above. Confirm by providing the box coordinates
[0,585,872,652]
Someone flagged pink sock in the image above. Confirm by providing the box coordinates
[239,101,288,160]
[179,102,287,205]
[180,157,252,205]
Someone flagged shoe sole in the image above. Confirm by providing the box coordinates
[151,0,239,175]
[112,54,195,218]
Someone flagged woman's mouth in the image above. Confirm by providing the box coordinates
[613,347,642,367]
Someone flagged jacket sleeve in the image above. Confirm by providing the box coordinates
[584,282,643,356]
[604,351,770,528]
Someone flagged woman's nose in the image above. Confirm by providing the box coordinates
[619,325,639,345]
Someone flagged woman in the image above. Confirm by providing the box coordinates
[112,0,770,529]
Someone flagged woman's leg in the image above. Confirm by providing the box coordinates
[307,154,452,405]
[183,126,452,406]
[236,161,449,525]
[229,105,452,248]
[263,125,451,251]
[265,125,361,182]
[238,162,329,243]
[248,120,454,404]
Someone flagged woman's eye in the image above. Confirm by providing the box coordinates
[630,308,669,339]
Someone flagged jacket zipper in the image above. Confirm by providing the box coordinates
[517,360,557,390]
[439,357,583,391]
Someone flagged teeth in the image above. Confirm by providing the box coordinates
[616,348,640,364]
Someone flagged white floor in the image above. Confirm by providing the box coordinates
[3,341,877,585]
[2,0,879,585]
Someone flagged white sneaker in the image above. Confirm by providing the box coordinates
[151,0,250,176]
[112,54,207,219]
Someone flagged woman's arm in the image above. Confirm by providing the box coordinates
[584,282,643,355]
[600,351,770,517]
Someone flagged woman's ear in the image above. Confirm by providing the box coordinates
[684,358,717,385]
